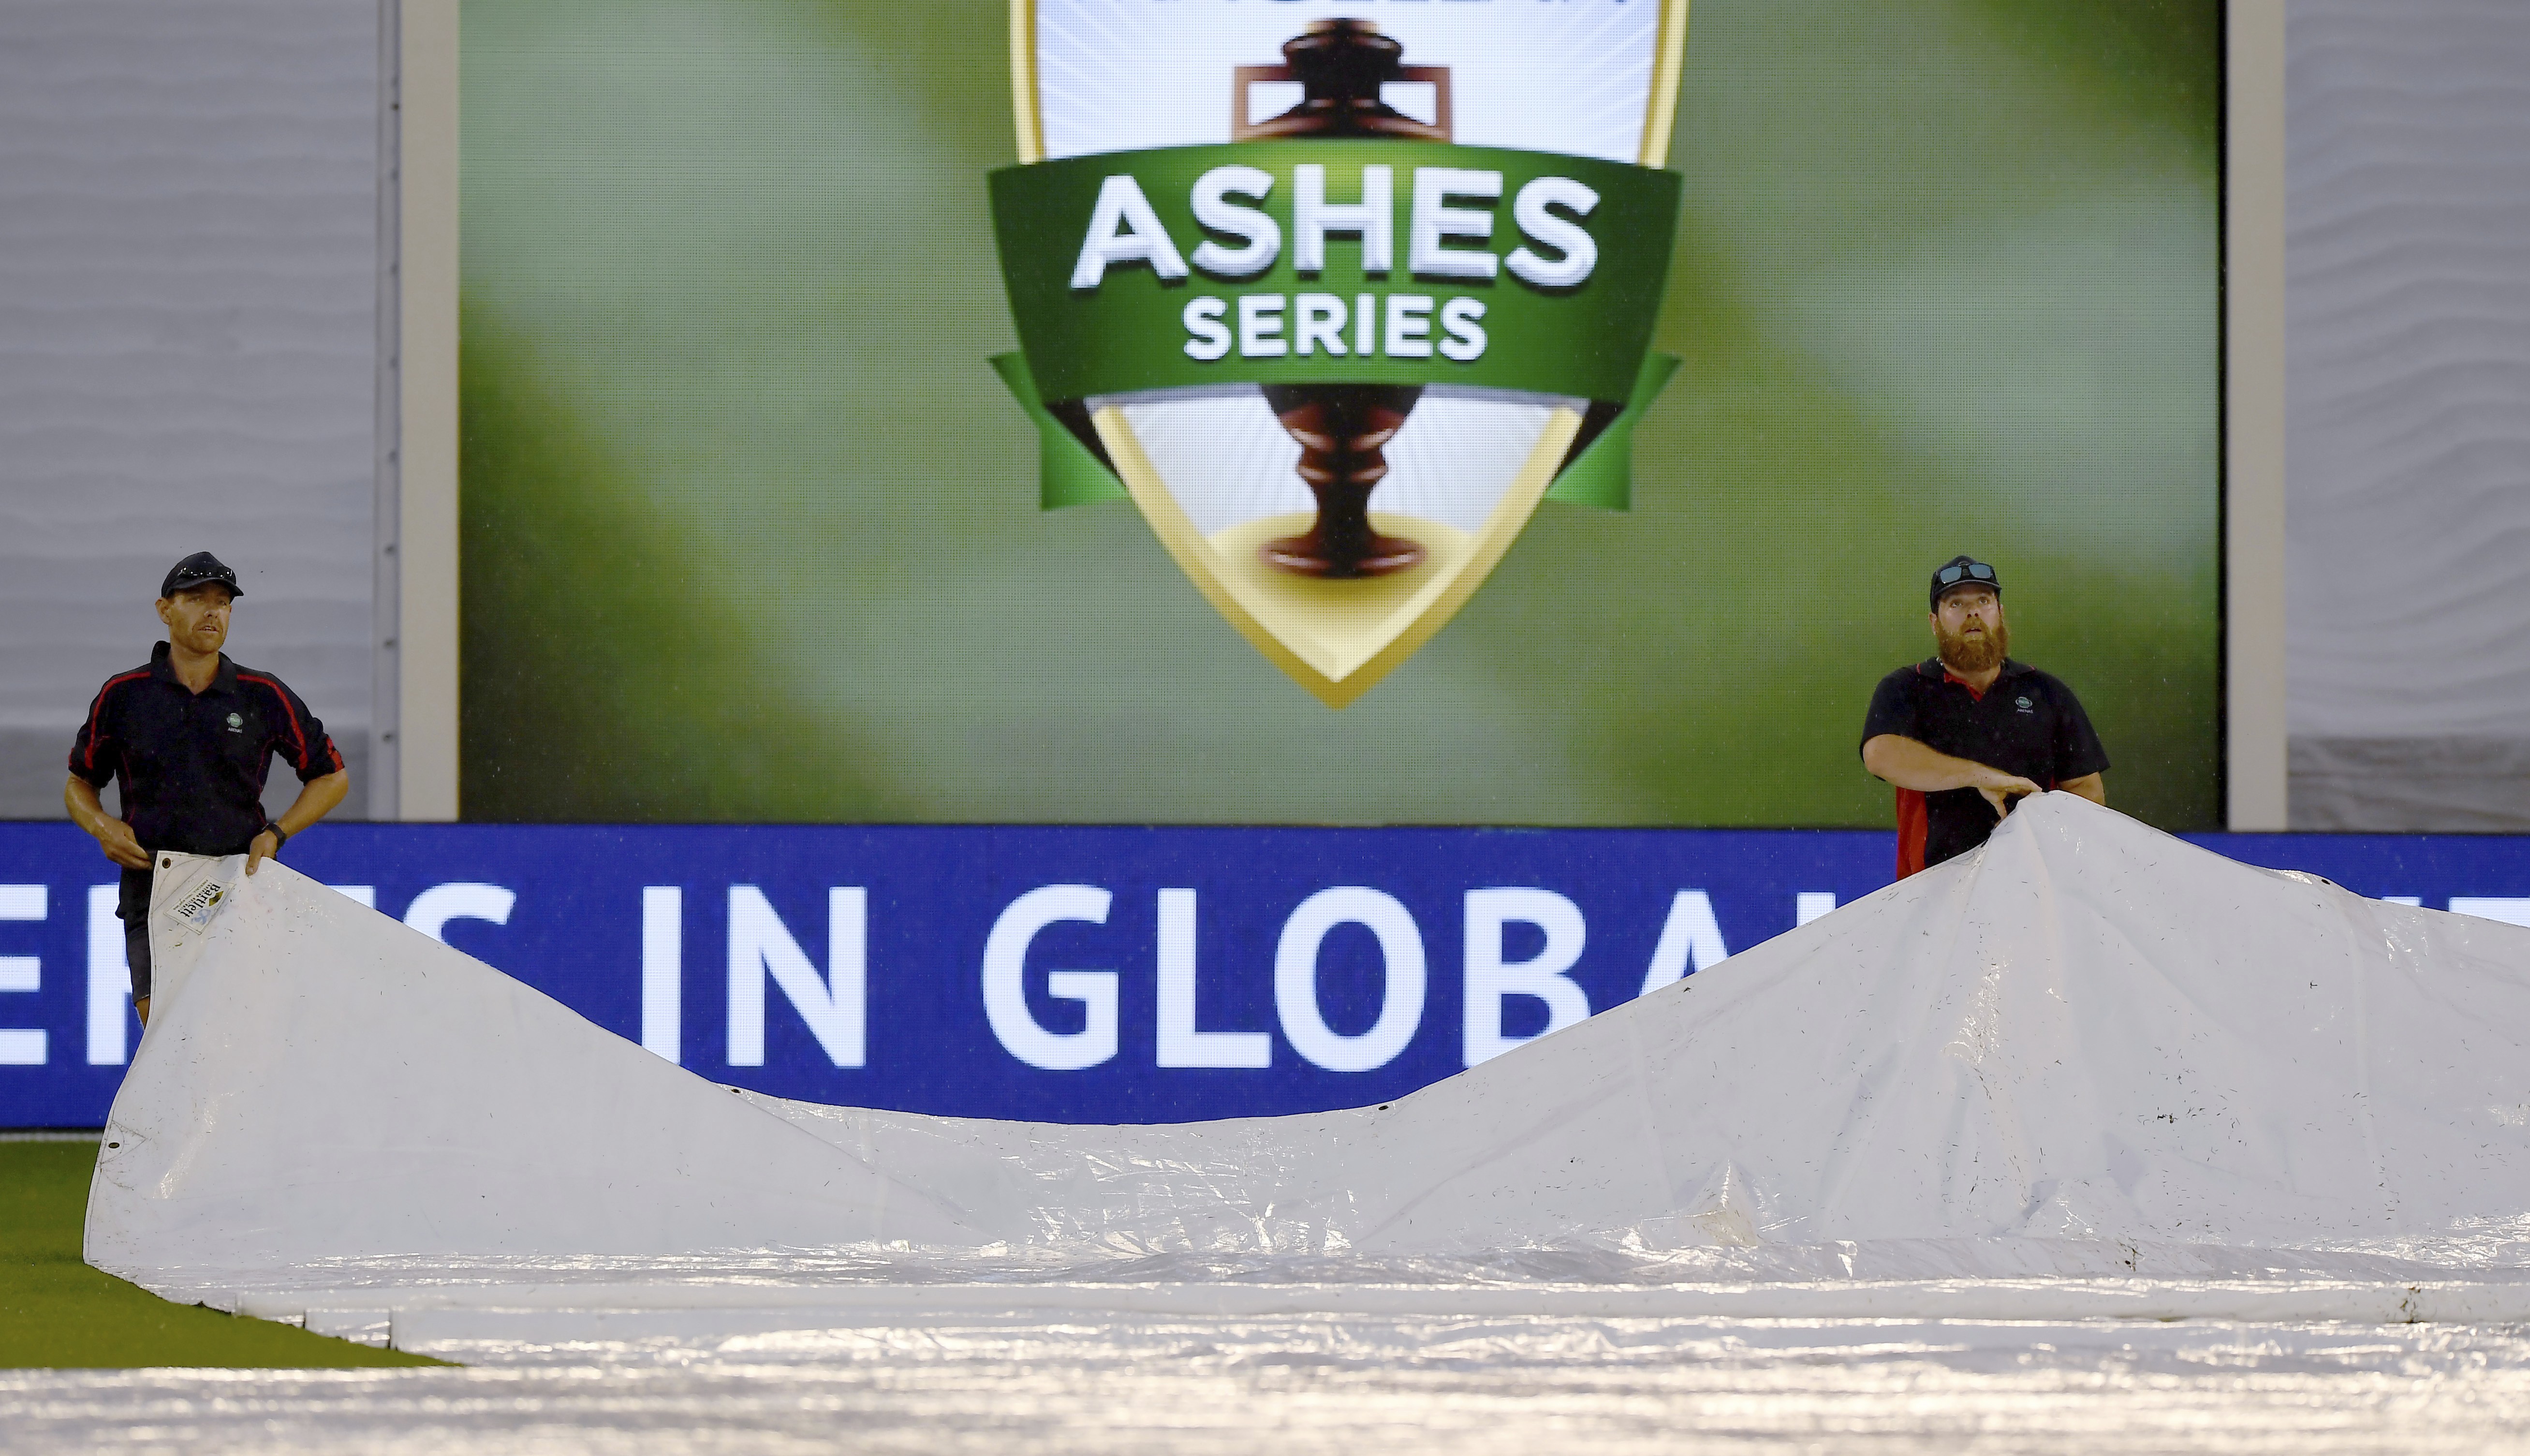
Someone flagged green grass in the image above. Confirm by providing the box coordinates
[0,1141,443,1368]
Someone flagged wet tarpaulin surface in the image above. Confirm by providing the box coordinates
[14,1320,2530,1456]
[83,794,2530,1350]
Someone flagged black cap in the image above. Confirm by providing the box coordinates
[160,552,243,601]
[1928,555,2000,610]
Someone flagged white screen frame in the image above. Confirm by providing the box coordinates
[394,0,2282,827]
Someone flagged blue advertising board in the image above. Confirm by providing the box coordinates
[4,822,2529,1129]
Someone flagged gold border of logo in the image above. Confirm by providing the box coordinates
[1011,0,1693,168]
[1008,1,1688,706]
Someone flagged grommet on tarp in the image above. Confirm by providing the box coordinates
[160,857,173,869]
[107,1141,119,1148]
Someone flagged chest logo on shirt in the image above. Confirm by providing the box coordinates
[2015,696,2034,714]
[225,713,244,733]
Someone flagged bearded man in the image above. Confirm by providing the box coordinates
[1859,555,2108,878]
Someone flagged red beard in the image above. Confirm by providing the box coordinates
[1937,619,2008,674]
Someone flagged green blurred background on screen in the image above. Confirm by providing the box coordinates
[458,0,2221,827]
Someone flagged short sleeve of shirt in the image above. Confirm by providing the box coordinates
[244,672,344,782]
[68,675,135,787]
[2047,677,2111,782]
[1859,668,1921,759]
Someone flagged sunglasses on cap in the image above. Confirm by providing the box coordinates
[1929,557,2002,609]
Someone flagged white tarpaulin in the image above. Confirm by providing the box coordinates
[86,852,978,1273]
[84,794,2530,1345]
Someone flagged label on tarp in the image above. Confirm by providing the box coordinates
[169,877,230,929]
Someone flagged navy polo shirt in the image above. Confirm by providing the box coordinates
[69,641,343,857]
[1860,658,2108,877]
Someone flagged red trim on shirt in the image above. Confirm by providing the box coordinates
[1895,788,1929,879]
[80,670,150,773]
[1895,666,2003,877]
[236,673,310,768]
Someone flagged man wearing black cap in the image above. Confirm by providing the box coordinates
[62,553,349,1025]
[1859,556,2108,879]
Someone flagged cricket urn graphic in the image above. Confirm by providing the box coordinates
[991,0,1687,706]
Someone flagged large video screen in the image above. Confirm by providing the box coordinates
[459,0,2221,828]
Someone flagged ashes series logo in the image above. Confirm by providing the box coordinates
[991,0,1687,705]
